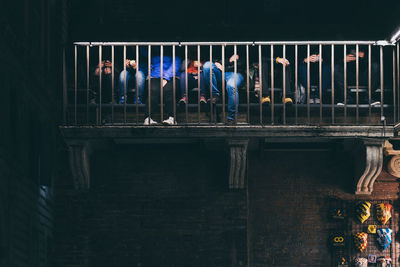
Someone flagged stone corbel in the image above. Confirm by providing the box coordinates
[355,139,384,195]
[383,140,400,177]
[227,139,249,189]
[68,141,91,190]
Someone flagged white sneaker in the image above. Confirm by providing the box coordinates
[143,117,158,125]
[314,98,320,104]
[371,101,381,106]
[337,102,345,106]
[309,98,315,104]
[162,117,177,125]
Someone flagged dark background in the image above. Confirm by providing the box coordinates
[69,0,400,42]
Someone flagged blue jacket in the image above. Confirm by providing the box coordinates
[150,56,181,81]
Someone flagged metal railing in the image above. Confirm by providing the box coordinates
[63,39,400,126]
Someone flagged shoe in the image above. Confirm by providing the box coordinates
[337,102,345,106]
[133,98,142,104]
[119,96,125,104]
[371,100,381,106]
[314,98,320,104]
[284,97,293,105]
[309,98,315,104]
[162,117,177,125]
[200,96,207,104]
[208,95,220,104]
[226,118,235,125]
[179,95,188,105]
[261,96,271,104]
[143,117,158,125]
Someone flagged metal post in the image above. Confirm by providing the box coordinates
[234,44,238,122]
[197,45,201,124]
[393,47,397,124]
[148,45,151,120]
[74,45,77,125]
[209,45,214,123]
[185,45,188,123]
[397,43,400,121]
[307,44,310,123]
[356,44,359,124]
[99,45,102,125]
[222,45,226,123]
[271,45,274,124]
[344,45,347,123]
[319,44,322,124]
[136,45,139,124]
[368,45,371,123]
[111,45,114,124]
[331,44,335,124]
[295,45,298,124]
[160,45,164,121]
[123,45,127,123]
[63,48,68,124]
[246,45,250,123]
[258,45,262,125]
[86,45,90,124]
[283,44,286,125]
[380,46,384,119]
[173,45,176,124]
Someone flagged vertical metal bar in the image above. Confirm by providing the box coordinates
[307,44,310,123]
[380,46,384,119]
[234,44,238,122]
[209,45,213,123]
[246,45,250,123]
[111,45,114,124]
[185,45,188,123]
[99,45,102,124]
[136,45,139,124]
[318,44,322,124]
[160,45,164,121]
[356,44,359,124]
[222,45,226,123]
[86,45,90,124]
[393,47,396,124]
[148,45,151,120]
[331,44,335,124]
[283,44,286,125]
[173,45,176,124]
[344,45,347,123]
[123,45,127,123]
[74,45,77,125]
[271,45,274,124]
[258,45,263,124]
[368,45,371,123]
[198,45,201,124]
[397,43,400,121]
[295,45,298,124]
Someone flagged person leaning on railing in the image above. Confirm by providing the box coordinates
[143,51,182,125]
[334,48,380,106]
[93,59,119,103]
[259,56,294,105]
[118,47,147,104]
[202,47,245,124]
[178,57,206,107]
[299,47,331,104]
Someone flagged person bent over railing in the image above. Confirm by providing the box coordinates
[93,59,116,103]
[203,49,244,124]
[259,56,293,105]
[143,53,182,125]
[118,59,146,104]
[179,59,206,107]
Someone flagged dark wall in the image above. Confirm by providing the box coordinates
[54,144,247,267]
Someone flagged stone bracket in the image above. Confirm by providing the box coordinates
[355,139,384,195]
[383,140,400,177]
[68,141,91,190]
[227,139,249,189]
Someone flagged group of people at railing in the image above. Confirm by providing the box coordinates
[89,45,383,125]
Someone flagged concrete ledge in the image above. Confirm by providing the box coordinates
[60,125,393,140]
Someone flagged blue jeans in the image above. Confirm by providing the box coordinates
[299,63,331,98]
[203,61,244,120]
[118,69,145,100]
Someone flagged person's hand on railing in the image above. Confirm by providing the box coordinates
[304,54,322,63]
[193,61,201,68]
[215,62,223,71]
[125,59,137,69]
[346,51,365,62]
[162,79,168,87]
[276,57,290,66]
[229,54,239,62]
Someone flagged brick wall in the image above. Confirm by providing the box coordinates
[54,144,247,267]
